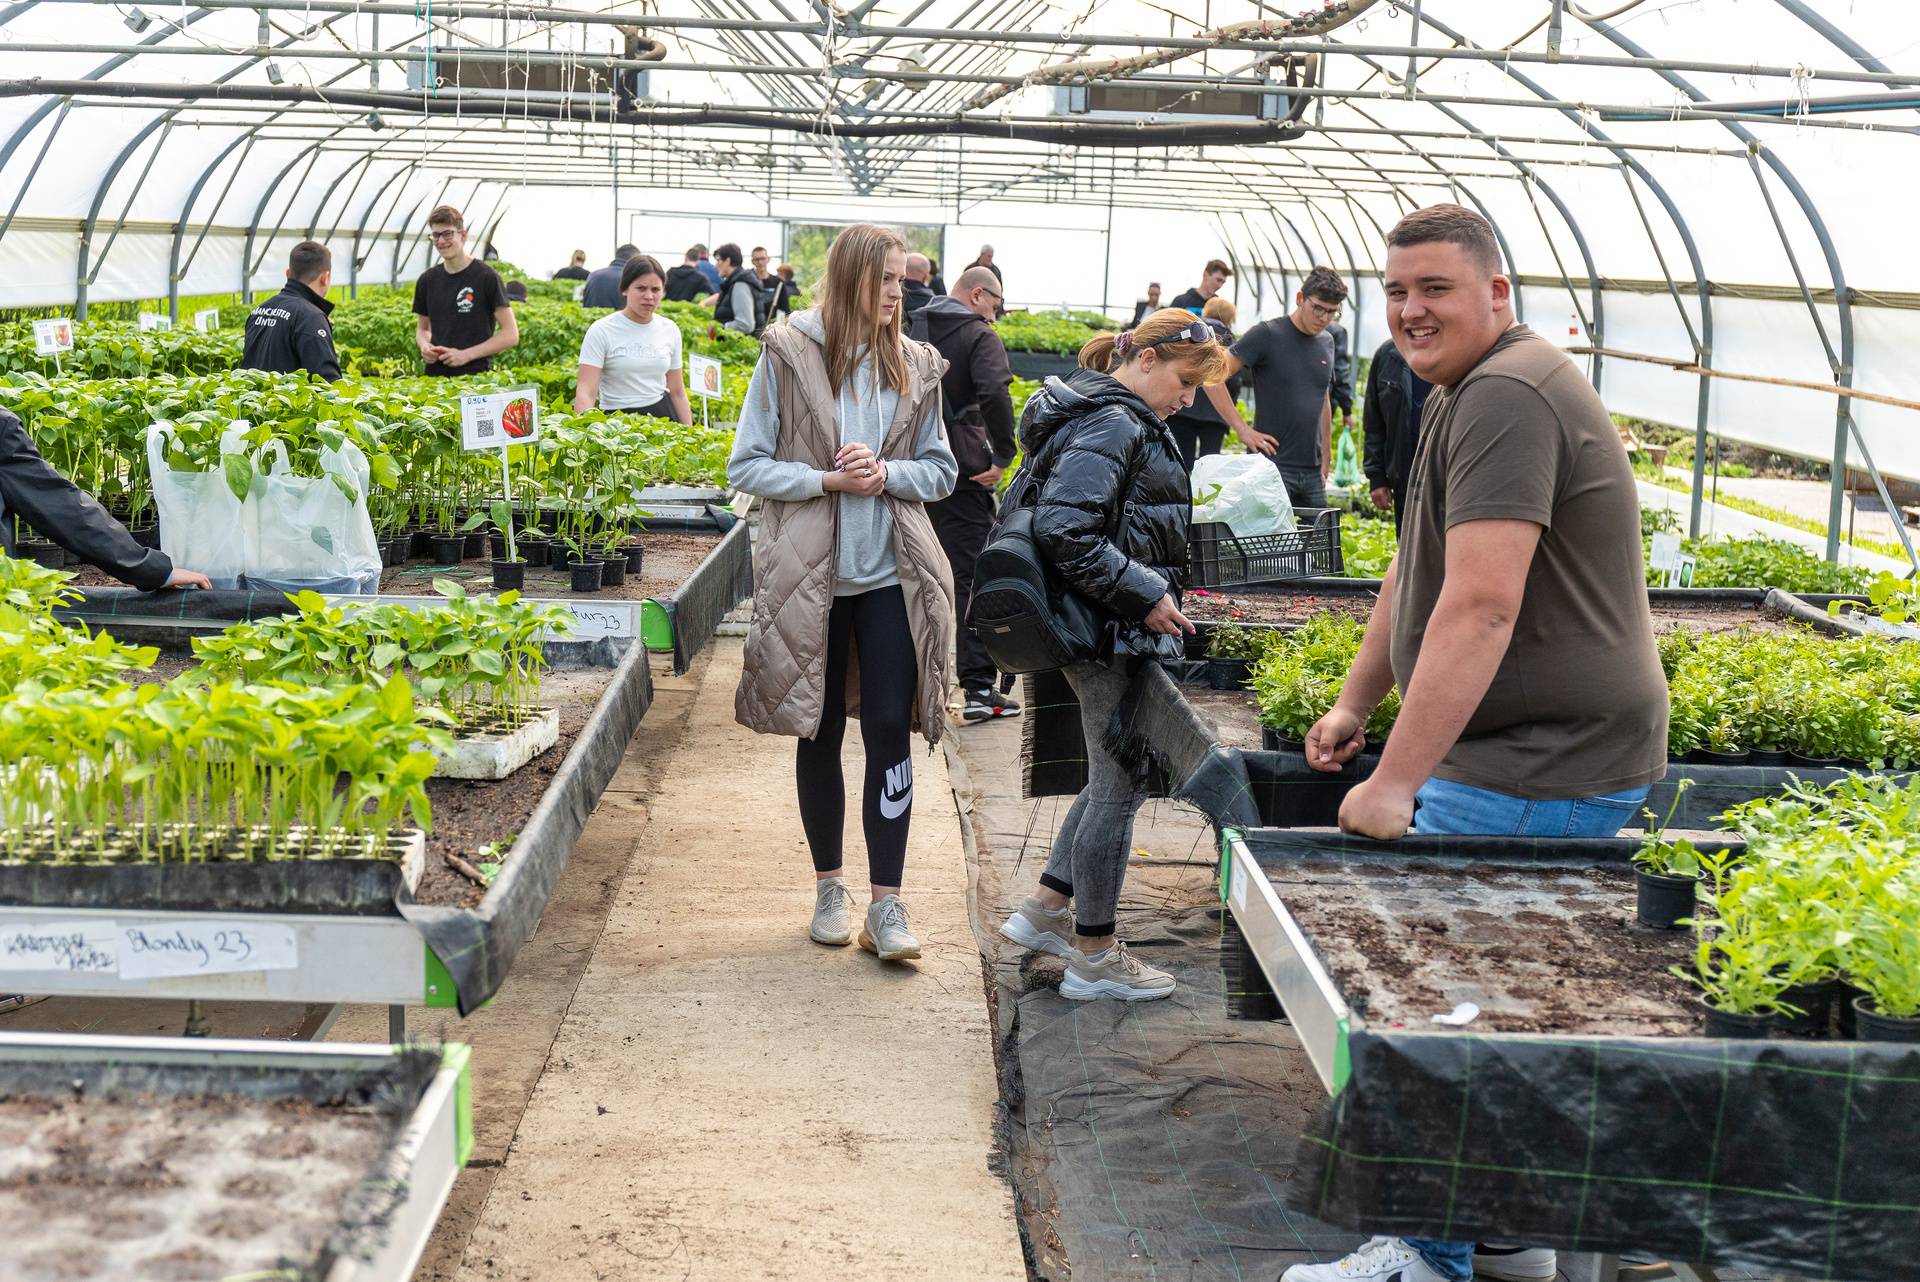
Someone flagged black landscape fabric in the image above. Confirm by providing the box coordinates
[0,857,412,917]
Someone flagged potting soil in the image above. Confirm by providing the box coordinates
[0,1045,440,1281]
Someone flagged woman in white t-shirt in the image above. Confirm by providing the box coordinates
[574,254,693,422]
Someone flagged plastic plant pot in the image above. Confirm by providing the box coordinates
[490,531,511,560]
[1701,999,1773,1040]
[129,523,160,550]
[1634,869,1696,929]
[17,540,65,568]
[1837,980,1867,1038]
[1773,977,1836,1038]
[549,545,575,571]
[1788,751,1841,769]
[1208,657,1253,691]
[463,528,488,558]
[520,537,550,568]
[492,559,526,591]
[1689,748,1751,766]
[598,556,627,588]
[409,528,433,557]
[1852,997,1920,1043]
[1747,748,1792,766]
[1261,728,1307,755]
[622,542,646,574]
[569,558,605,592]
[429,533,467,564]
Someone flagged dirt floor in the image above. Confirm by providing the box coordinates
[1185,586,1377,626]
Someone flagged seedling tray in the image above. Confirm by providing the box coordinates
[1216,827,1920,1282]
[0,1032,468,1282]
[435,707,561,780]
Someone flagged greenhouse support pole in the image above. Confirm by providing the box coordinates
[1689,363,1712,540]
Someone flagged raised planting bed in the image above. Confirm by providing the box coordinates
[1215,826,1920,1282]
[0,1032,467,1282]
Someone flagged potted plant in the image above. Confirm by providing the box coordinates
[1844,899,1920,1043]
[1205,623,1264,690]
[1631,782,1712,929]
[488,499,525,591]
[1692,715,1748,766]
[1681,923,1796,1039]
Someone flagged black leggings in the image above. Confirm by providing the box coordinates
[796,585,919,886]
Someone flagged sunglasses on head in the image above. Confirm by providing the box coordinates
[1141,319,1214,350]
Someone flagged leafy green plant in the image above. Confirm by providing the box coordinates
[1205,622,1265,661]
[1339,516,1397,579]
[1830,570,1920,624]
[994,311,1112,355]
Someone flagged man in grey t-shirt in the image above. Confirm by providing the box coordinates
[1205,265,1347,511]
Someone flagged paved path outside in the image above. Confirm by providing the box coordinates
[447,639,1026,1282]
[1639,479,1911,574]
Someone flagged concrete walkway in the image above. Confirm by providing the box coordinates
[446,640,1026,1281]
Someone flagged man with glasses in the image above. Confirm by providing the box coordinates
[1205,264,1347,511]
[412,205,518,376]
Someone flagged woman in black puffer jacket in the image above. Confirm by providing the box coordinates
[994,309,1228,1003]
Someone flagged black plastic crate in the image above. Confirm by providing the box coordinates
[1186,509,1343,588]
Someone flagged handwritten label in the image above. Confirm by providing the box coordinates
[0,920,119,973]
[460,386,540,451]
[32,317,74,356]
[688,353,723,400]
[117,921,298,980]
[1229,855,1249,912]
[137,311,173,332]
[557,602,634,640]
[193,307,219,333]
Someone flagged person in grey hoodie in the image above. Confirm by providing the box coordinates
[728,223,957,965]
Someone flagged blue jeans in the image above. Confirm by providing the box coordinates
[1402,776,1648,1281]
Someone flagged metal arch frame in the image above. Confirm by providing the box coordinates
[1405,13,1718,539]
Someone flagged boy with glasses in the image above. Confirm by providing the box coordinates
[412,205,518,376]
[1205,264,1347,511]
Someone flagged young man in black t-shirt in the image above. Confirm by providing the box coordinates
[412,205,518,376]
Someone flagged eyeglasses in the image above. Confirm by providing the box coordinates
[427,228,461,243]
[1306,299,1343,322]
[980,287,1003,302]
[1142,319,1214,349]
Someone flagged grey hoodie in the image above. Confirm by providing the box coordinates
[727,309,957,595]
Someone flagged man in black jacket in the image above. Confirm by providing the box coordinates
[901,254,936,318]
[240,241,341,381]
[1326,319,1356,429]
[664,247,712,304]
[1361,335,1433,531]
[908,266,1019,722]
[1,410,209,590]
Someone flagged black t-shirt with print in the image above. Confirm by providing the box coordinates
[412,259,509,376]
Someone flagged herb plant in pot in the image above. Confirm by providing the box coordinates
[1845,900,1920,1043]
[1692,715,1748,767]
[488,499,525,592]
[1683,922,1795,1039]
[1631,783,1710,929]
[1206,622,1263,691]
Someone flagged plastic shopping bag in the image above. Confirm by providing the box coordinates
[147,421,252,589]
[245,438,383,596]
[1190,453,1296,536]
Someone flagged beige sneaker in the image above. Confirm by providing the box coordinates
[1060,941,1175,1001]
[858,895,921,961]
[999,896,1073,958]
[810,877,854,946]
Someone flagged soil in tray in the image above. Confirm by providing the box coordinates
[1182,687,1265,753]
[1185,587,1376,627]
[381,529,721,602]
[0,1092,390,1282]
[1268,858,1701,1036]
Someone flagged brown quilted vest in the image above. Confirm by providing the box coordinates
[734,322,956,744]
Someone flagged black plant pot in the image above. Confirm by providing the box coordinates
[598,556,627,588]
[1787,751,1842,769]
[1183,631,1211,661]
[1261,728,1307,755]
[520,537,550,568]
[1689,748,1751,766]
[1773,977,1836,1038]
[1634,869,1696,929]
[1208,657,1253,691]
[1836,979,1867,1038]
[429,533,467,564]
[1702,1000,1773,1040]
[390,533,414,564]
[490,531,511,559]
[569,559,605,592]
[492,559,526,591]
[549,545,576,571]
[1747,747,1792,766]
[463,528,488,558]
[129,523,160,549]
[621,542,646,575]
[1853,996,1920,1043]
[17,539,65,568]
[410,528,433,557]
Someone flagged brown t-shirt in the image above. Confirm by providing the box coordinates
[1388,326,1667,800]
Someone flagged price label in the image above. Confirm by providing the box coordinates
[117,920,298,979]
[557,601,635,640]
[137,311,173,332]
[688,353,724,400]
[0,920,118,973]
[1229,855,1249,912]
[460,386,540,451]
[193,307,219,333]
[32,317,74,356]
[1673,552,1697,589]
[1648,532,1680,573]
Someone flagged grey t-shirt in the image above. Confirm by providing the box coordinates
[1230,315,1334,472]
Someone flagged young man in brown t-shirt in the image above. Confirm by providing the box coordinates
[1283,206,1668,1282]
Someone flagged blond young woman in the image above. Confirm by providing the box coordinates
[728,225,958,961]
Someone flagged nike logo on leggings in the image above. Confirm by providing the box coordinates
[879,759,913,820]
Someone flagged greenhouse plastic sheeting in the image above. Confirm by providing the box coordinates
[1297,1028,1920,1281]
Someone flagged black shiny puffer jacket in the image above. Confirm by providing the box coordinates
[1021,368,1190,659]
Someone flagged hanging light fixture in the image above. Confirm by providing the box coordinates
[123,6,151,32]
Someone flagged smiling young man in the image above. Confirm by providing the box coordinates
[412,205,518,376]
[1280,205,1667,1282]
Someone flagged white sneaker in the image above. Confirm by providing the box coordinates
[858,895,921,961]
[1471,1245,1557,1281]
[1060,941,1176,1001]
[999,896,1073,958]
[810,877,854,946]
[1281,1238,1454,1282]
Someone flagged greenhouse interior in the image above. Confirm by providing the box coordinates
[1,0,1919,1279]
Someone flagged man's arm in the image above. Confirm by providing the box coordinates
[1305,558,1402,771]
[1319,392,1333,479]
[458,305,520,362]
[976,334,1018,469]
[1203,352,1278,455]
[1360,359,1393,510]
[0,412,178,590]
[296,318,342,382]
[415,313,442,364]
[1337,519,1542,838]
[725,280,757,334]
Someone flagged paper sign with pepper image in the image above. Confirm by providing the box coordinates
[501,396,535,439]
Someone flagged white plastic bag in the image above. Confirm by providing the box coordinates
[147,421,252,589]
[1190,453,1296,536]
[245,437,383,596]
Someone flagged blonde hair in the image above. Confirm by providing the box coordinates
[813,223,909,397]
[1202,296,1237,326]
[1078,308,1229,387]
